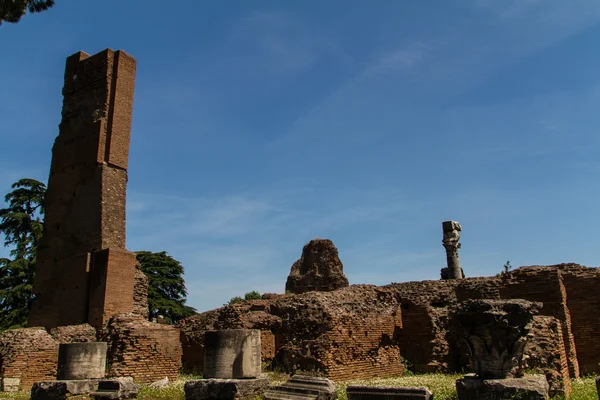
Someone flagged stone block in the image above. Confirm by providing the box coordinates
[203,329,261,379]
[57,342,107,380]
[1,377,21,392]
[184,378,270,400]
[456,374,549,400]
[346,385,432,400]
[30,379,100,400]
[90,378,140,399]
[264,375,336,400]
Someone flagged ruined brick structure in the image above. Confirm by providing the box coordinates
[0,328,58,392]
[0,325,98,392]
[101,314,182,383]
[28,48,140,329]
[523,316,572,398]
[178,285,404,381]
[285,238,349,294]
[181,263,600,395]
[0,49,182,390]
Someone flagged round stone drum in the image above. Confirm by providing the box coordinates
[203,329,261,379]
[57,342,108,380]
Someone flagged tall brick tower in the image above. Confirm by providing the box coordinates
[28,49,139,329]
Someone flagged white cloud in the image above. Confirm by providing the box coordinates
[224,11,349,73]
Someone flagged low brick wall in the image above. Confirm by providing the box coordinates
[0,327,59,392]
[101,313,181,383]
[524,316,571,398]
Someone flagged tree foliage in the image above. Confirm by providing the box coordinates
[136,251,196,323]
[502,260,512,275]
[0,0,55,25]
[226,290,262,305]
[0,178,46,330]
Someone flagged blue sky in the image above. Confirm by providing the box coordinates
[1,0,600,312]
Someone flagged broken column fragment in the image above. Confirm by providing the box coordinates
[57,342,107,380]
[185,329,269,400]
[442,221,463,279]
[203,329,262,379]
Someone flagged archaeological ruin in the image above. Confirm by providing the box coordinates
[0,47,599,398]
[0,49,180,393]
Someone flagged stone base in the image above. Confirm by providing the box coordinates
[456,375,549,400]
[184,378,270,400]
[0,377,21,392]
[264,375,336,400]
[90,378,140,399]
[346,385,433,400]
[31,379,100,400]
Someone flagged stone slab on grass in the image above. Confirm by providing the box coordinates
[456,374,549,400]
[185,378,269,400]
[346,385,433,400]
[30,379,100,400]
[264,375,335,400]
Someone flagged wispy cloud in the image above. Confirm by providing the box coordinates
[126,184,425,311]
[224,11,349,73]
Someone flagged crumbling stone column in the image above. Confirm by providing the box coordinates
[442,221,463,279]
[185,329,269,400]
[57,342,107,380]
[452,299,549,400]
[203,330,261,379]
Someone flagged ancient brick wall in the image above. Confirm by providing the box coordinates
[29,48,139,330]
[133,266,149,318]
[498,266,579,377]
[49,324,97,343]
[559,264,600,375]
[180,264,599,387]
[524,316,571,398]
[179,286,404,380]
[101,314,181,383]
[0,328,58,392]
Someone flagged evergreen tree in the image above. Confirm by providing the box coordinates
[0,178,46,330]
[0,0,55,25]
[135,251,196,323]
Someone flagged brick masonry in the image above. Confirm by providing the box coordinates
[0,48,182,392]
[179,285,405,381]
[0,328,58,392]
[101,314,182,383]
[523,316,571,398]
[180,263,600,389]
[28,49,141,330]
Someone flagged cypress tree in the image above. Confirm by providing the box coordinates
[135,251,196,323]
[0,178,45,330]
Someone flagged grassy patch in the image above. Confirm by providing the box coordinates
[0,373,595,399]
[567,377,598,400]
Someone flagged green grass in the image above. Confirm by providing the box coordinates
[0,373,595,399]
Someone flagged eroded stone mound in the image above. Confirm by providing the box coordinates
[285,238,349,294]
